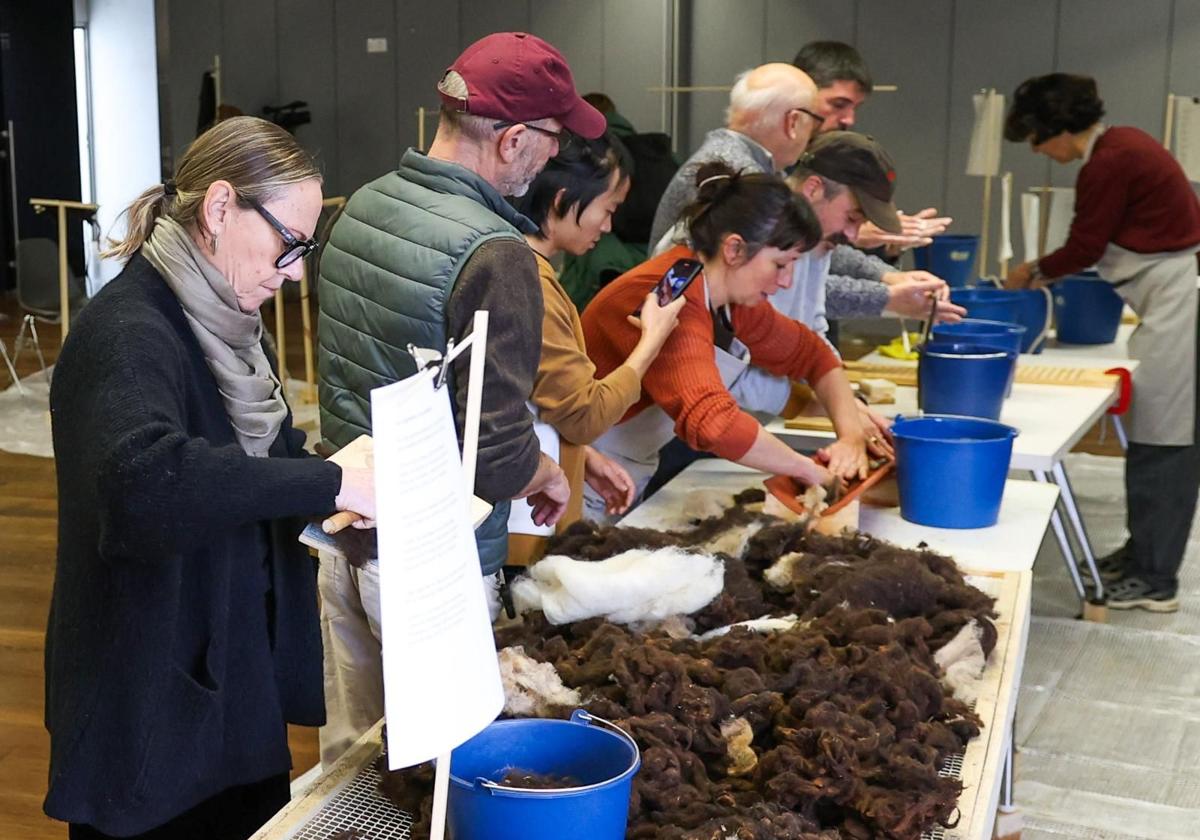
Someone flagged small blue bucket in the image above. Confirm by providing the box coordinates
[949,288,1021,325]
[448,710,641,840]
[1053,273,1124,345]
[1008,288,1053,353]
[892,414,1018,529]
[918,341,1017,420]
[913,234,980,287]
[932,319,1027,355]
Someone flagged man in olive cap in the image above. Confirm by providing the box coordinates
[316,32,605,764]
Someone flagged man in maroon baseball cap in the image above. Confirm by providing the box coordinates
[439,31,606,141]
[315,31,599,763]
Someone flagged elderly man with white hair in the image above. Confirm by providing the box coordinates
[650,63,953,324]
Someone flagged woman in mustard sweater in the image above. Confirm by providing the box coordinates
[507,135,684,564]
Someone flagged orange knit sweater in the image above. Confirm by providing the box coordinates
[581,246,841,461]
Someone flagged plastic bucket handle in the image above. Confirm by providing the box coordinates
[473,711,641,798]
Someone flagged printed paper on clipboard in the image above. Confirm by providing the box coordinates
[507,403,561,537]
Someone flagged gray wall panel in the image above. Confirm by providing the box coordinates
[459,0,531,49]
[278,0,339,194]
[1054,0,1172,186]
[602,0,669,134]
[163,0,221,165]
[219,0,278,121]
[854,1,952,228]
[1169,0,1200,96]
[763,0,856,64]
[531,0,605,95]
[394,0,461,154]
[944,0,1057,264]
[333,0,397,195]
[687,0,767,152]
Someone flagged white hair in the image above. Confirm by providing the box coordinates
[725,67,814,132]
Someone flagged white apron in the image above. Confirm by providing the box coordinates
[1096,242,1199,445]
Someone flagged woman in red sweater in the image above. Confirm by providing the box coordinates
[581,161,867,517]
[1005,74,1200,612]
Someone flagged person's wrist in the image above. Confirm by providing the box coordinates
[1028,262,1044,283]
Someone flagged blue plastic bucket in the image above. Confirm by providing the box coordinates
[918,341,1017,420]
[448,710,641,840]
[1053,273,1124,345]
[931,319,1026,358]
[892,414,1018,528]
[913,234,980,287]
[1008,288,1053,353]
[948,288,1021,325]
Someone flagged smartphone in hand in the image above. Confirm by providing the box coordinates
[656,258,703,305]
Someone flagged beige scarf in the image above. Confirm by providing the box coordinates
[142,216,287,457]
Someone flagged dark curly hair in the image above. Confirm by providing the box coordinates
[1004,73,1105,144]
[682,162,821,260]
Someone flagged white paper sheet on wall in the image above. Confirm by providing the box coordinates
[1020,188,1075,261]
[1021,193,1041,263]
[967,90,1005,177]
[1171,96,1200,182]
[999,172,1014,265]
[372,368,504,770]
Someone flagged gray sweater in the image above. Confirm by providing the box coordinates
[651,127,891,318]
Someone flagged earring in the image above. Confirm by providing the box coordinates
[210,233,219,254]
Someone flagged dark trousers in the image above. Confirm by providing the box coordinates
[69,774,290,840]
[644,437,713,500]
[1123,297,1200,594]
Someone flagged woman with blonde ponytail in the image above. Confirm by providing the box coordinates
[45,116,375,840]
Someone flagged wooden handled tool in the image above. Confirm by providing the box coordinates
[323,511,363,534]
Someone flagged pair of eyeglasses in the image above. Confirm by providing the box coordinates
[242,194,319,268]
[792,107,825,125]
[492,120,567,143]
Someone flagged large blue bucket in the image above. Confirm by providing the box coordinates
[1053,273,1124,345]
[913,234,980,287]
[931,319,1026,355]
[448,710,641,840]
[918,341,1017,420]
[949,288,1021,325]
[892,414,1018,528]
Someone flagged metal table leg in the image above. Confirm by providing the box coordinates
[1000,724,1015,809]
[1112,415,1129,451]
[1033,470,1087,599]
[1051,461,1104,600]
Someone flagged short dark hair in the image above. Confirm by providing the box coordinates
[683,162,821,260]
[1004,73,1105,144]
[511,133,631,232]
[792,41,873,93]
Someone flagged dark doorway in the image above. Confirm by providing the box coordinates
[0,0,82,293]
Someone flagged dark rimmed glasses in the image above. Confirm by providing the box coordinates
[792,106,825,125]
[242,194,320,268]
[491,120,568,144]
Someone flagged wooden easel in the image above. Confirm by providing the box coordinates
[28,197,99,342]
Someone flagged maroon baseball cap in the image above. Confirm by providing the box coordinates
[438,32,606,139]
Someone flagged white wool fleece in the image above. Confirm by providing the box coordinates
[511,546,726,625]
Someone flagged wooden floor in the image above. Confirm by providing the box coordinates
[0,288,1124,839]
[0,290,320,839]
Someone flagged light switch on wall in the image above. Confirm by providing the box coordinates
[366,37,388,54]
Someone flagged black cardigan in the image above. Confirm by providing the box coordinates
[43,255,343,835]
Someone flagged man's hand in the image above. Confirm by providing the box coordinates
[817,435,869,481]
[517,453,570,527]
[1005,261,1042,290]
[881,271,966,322]
[854,208,953,251]
[583,446,637,516]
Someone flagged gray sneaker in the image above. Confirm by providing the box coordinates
[1106,576,1179,613]
[1083,545,1129,584]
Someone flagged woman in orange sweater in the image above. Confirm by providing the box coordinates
[581,162,867,517]
[507,135,685,563]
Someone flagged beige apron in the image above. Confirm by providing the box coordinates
[1095,242,1198,445]
[585,284,749,521]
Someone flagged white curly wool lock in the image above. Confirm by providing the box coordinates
[511,547,726,625]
